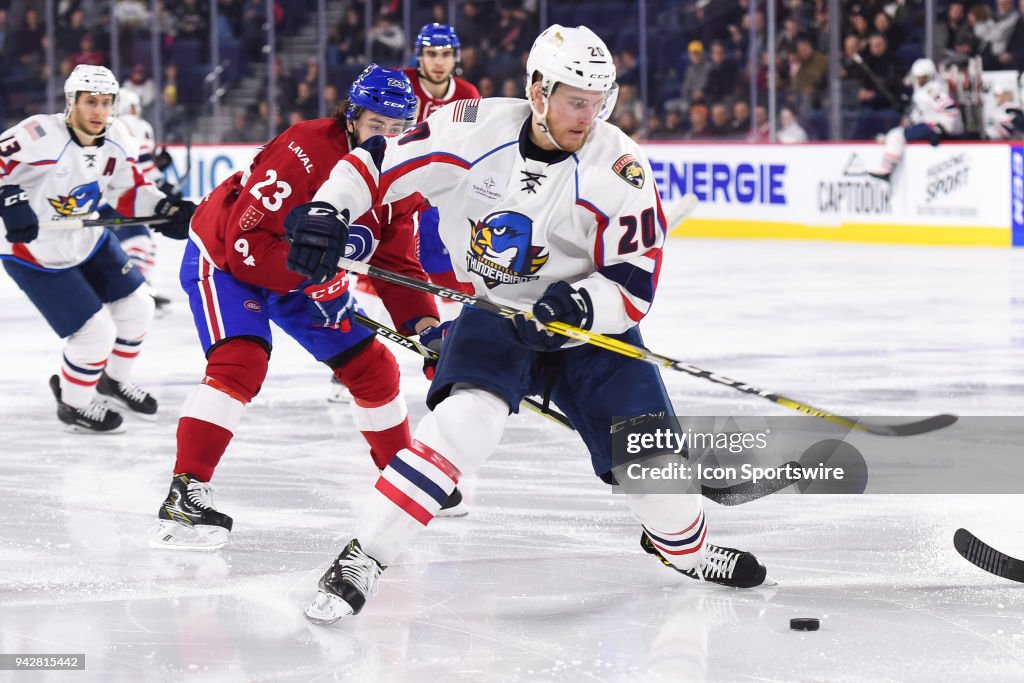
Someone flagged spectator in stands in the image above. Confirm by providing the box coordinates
[225,111,259,142]
[293,81,318,121]
[709,102,732,137]
[617,49,639,87]
[777,107,808,143]
[1002,0,1024,70]
[679,40,710,110]
[243,0,270,61]
[730,100,751,138]
[70,33,105,68]
[58,9,90,60]
[459,45,485,84]
[857,34,902,111]
[704,40,739,104]
[122,63,156,110]
[0,9,9,59]
[369,14,405,64]
[323,84,340,114]
[991,0,1020,61]
[848,12,871,46]
[653,108,685,140]
[934,1,971,60]
[477,75,496,98]
[969,4,997,61]
[789,35,828,113]
[163,62,180,107]
[776,17,802,61]
[331,6,365,65]
[12,8,44,60]
[872,12,902,53]
[500,77,520,98]
[746,104,770,142]
[176,0,210,52]
[684,103,714,139]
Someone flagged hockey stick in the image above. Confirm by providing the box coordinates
[351,312,574,429]
[665,192,698,230]
[40,215,174,230]
[954,528,1024,583]
[352,313,792,505]
[338,257,956,437]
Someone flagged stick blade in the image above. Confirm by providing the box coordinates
[856,413,958,437]
[702,461,800,506]
[954,528,1024,583]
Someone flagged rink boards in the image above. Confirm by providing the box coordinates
[163,141,1024,248]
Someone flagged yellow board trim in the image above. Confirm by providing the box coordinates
[672,218,1010,247]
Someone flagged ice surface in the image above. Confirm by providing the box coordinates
[2,237,1024,682]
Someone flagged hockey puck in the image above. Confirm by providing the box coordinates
[790,618,820,631]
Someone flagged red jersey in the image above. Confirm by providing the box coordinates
[402,67,481,122]
[190,117,437,334]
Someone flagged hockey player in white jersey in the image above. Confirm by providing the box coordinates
[0,65,194,433]
[284,25,768,625]
[985,84,1024,140]
[870,58,964,181]
[109,89,178,309]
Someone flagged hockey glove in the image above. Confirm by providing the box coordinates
[153,146,174,172]
[0,185,38,243]
[303,271,354,331]
[418,320,453,380]
[153,196,196,239]
[155,179,182,199]
[284,202,350,285]
[513,281,593,351]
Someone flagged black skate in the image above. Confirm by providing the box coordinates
[305,539,385,625]
[96,372,158,419]
[435,486,468,518]
[641,531,767,588]
[49,375,125,434]
[150,473,234,550]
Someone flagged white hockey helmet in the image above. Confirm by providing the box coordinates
[910,58,936,80]
[64,64,120,124]
[526,24,618,123]
[118,88,141,116]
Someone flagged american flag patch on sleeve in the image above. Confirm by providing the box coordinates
[25,122,47,140]
[452,99,480,123]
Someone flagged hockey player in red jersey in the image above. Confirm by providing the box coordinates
[150,65,464,551]
[401,23,481,306]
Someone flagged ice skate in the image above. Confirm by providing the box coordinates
[641,532,767,588]
[305,539,385,625]
[49,374,125,434]
[150,473,233,550]
[327,375,351,403]
[96,372,158,419]
[434,486,469,518]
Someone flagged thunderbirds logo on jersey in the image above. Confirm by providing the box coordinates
[344,224,378,262]
[613,154,645,189]
[467,211,548,288]
[48,181,102,216]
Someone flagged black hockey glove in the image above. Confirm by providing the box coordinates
[0,185,38,243]
[155,179,182,199]
[153,196,196,240]
[153,146,174,172]
[513,281,593,351]
[284,202,350,285]
[418,320,453,379]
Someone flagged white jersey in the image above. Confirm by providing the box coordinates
[119,113,162,182]
[0,114,164,269]
[986,102,1022,140]
[910,81,964,135]
[313,98,666,335]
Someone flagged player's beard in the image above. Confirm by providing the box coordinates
[418,67,450,87]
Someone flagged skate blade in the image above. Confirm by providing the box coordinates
[304,591,355,625]
[326,392,351,404]
[434,501,469,518]
[760,575,779,587]
[97,397,158,421]
[63,422,127,435]
[149,521,228,551]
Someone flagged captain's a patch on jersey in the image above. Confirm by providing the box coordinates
[613,154,645,189]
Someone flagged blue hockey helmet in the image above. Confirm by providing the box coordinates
[416,23,461,58]
[346,64,417,124]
